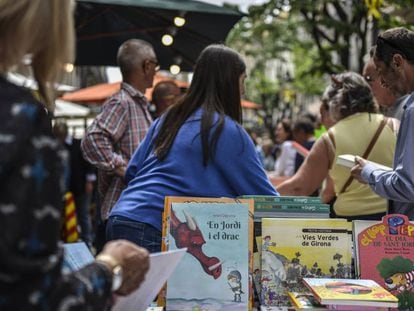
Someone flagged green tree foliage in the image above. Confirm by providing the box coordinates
[226,0,414,125]
[226,3,294,114]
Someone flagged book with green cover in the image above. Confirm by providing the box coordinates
[255,203,329,213]
[239,195,322,204]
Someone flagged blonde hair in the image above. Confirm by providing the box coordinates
[0,0,75,111]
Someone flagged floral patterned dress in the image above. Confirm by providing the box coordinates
[0,76,113,310]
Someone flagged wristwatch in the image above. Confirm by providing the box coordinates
[96,254,124,292]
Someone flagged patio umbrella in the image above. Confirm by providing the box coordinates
[75,0,243,71]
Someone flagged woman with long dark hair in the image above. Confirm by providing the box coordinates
[107,44,279,252]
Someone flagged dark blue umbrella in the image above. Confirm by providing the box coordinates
[75,0,243,71]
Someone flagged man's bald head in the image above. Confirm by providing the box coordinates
[151,81,181,117]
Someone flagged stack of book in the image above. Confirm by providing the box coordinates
[302,278,398,310]
[239,195,330,221]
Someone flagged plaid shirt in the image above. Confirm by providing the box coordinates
[81,82,152,219]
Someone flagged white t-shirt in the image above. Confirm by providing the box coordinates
[274,141,296,176]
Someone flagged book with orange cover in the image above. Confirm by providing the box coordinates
[302,278,398,308]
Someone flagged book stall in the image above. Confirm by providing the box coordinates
[158,196,413,311]
[64,196,414,310]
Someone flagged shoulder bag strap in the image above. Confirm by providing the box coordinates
[338,117,388,194]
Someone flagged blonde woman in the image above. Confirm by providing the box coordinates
[0,0,149,309]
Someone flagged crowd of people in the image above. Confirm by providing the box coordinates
[1,0,414,309]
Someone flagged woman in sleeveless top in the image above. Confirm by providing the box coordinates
[277,72,399,220]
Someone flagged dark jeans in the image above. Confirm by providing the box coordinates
[106,215,162,253]
[74,192,93,246]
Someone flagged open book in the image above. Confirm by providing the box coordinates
[336,154,392,171]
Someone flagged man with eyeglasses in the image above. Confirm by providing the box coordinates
[363,46,407,121]
[352,27,414,219]
[82,39,158,223]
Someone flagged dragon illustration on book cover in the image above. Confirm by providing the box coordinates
[169,208,222,279]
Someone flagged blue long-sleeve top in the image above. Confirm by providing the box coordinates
[362,92,414,218]
[110,108,278,231]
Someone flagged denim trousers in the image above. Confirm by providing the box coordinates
[106,215,162,253]
[74,192,93,246]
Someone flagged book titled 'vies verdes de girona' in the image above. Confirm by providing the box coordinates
[260,218,352,307]
[165,202,251,311]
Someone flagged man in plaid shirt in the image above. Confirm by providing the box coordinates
[81,39,157,220]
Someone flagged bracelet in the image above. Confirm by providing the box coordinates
[96,254,123,292]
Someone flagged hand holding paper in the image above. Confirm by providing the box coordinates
[112,248,187,311]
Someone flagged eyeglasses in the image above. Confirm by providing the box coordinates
[147,59,160,72]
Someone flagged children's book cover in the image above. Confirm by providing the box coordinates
[166,202,250,311]
[261,218,352,307]
[302,278,398,308]
[162,197,254,309]
[356,214,414,309]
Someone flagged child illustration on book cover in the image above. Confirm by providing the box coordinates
[227,270,244,302]
[166,202,249,311]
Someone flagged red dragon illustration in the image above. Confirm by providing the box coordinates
[169,208,222,279]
